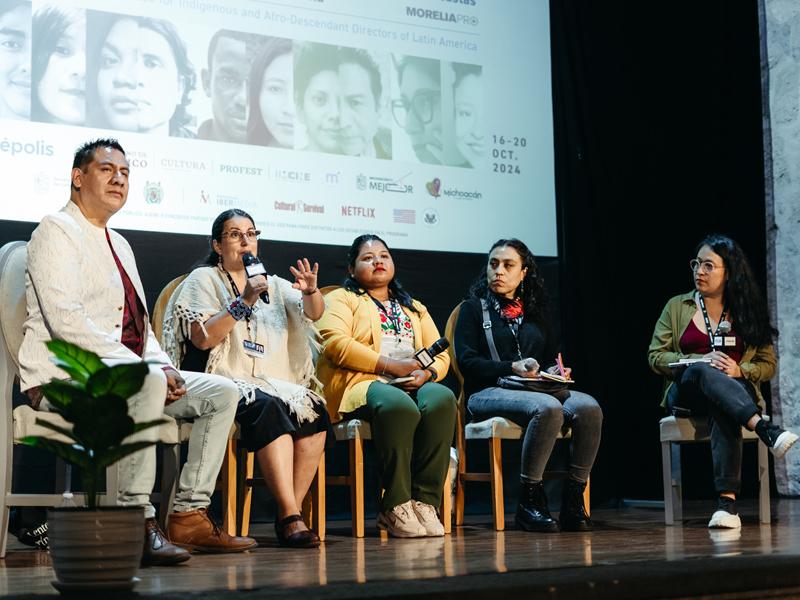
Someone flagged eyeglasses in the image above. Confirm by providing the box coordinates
[689,259,723,274]
[391,91,440,128]
[222,229,261,242]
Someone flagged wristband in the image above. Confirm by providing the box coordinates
[227,296,252,321]
[302,288,318,296]
[426,367,438,382]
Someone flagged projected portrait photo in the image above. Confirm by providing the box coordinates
[293,42,391,158]
[0,0,31,121]
[198,29,266,143]
[248,36,294,148]
[31,5,85,125]
[391,55,442,165]
[86,11,196,137]
[451,63,484,168]
[336,46,390,159]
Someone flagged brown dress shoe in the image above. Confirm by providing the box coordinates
[167,508,257,553]
[142,517,191,566]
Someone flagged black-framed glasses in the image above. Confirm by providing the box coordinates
[391,91,440,128]
[689,258,723,274]
[222,229,261,242]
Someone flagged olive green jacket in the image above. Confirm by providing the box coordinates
[647,291,776,408]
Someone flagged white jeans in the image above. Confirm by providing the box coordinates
[113,366,238,519]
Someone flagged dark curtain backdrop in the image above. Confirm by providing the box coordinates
[551,0,768,504]
[2,0,769,511]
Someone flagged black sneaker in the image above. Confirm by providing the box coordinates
[755,421,799,458]
[708,495,740,529]
[17,520,49,550]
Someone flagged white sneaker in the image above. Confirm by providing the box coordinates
[377,501,427,538]
[708,509,741,529]
[771,430,799,458]
[411,500,445,537]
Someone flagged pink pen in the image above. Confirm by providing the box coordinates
[556,353,567,378]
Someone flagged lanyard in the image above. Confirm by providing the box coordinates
[696,293,727,351]
[369,295,402,338]
[220,266,254,338]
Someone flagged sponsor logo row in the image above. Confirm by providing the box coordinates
[126,153,481,199]
[139,186,441,227]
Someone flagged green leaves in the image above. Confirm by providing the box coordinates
[27,340,168,509]
[45,339,106,384]
[87,362,149,398]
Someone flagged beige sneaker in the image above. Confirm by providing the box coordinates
[411,500,445,537]
[377,501,427,538]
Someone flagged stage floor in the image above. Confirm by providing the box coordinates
[3,499,800,599]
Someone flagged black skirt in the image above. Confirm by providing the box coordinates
[236,389,333,452]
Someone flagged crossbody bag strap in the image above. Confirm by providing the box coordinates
[480,298,501,362]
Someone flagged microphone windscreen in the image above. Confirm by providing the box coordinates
[241,252,257,266]
[430,337,450,355]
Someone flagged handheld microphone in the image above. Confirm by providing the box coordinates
[414,337,450,368]
[241,252,270,304]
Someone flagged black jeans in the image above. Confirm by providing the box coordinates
[667,363,760,494]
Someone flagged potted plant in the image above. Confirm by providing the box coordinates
[20,339,166,593]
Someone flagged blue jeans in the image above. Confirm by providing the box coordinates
[667,363,761,494]
[467,387,602,483]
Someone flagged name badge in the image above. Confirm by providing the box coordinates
[243,339,265,358]
[713,336,723,347]
[724,336,737,347]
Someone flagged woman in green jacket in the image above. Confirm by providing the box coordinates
[648,234,797,530]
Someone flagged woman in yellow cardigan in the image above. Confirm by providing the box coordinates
[317,234,456,538]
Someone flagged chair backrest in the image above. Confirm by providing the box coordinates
[0,242,28,373]
[319,284,340,297]
[443,302,467,458]
[150,274,188,344]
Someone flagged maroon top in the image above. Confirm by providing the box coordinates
[679,318,744,363]
[106,230,146,357]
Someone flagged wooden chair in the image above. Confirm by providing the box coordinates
[153,274,327,539]
[0,242,180,557]
[660,415,770,524]
[318,285,451,537]
[445,302,590,531]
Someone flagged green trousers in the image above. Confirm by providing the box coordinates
[351,382,456,511]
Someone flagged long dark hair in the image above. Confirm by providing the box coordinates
[202,209,255,267]
[696,234,776,347]
[468,238,549,326]
[343,234,418,313]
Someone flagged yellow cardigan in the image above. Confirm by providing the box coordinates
[316,287,450,421]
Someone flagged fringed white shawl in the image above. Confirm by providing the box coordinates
[162,266,324,423]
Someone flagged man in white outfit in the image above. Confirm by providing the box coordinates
[18,138,256,565]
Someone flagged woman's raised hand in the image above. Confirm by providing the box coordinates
[289,258,319,294]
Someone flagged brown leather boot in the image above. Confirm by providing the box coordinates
[142,518,191,566]
[167,508,257,553]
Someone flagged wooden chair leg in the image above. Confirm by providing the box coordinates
[312,452,326,541]
[757,440,771,524]
[222,438,237,536]
[440,464,452,534]
[583,475,591,517]
[488,437,504,531]
[349,437,365,538]
[455,451,466,527]
[159,443,180,529]
[240,451,255,537]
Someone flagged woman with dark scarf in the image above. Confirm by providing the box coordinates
[454,238,602,533]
